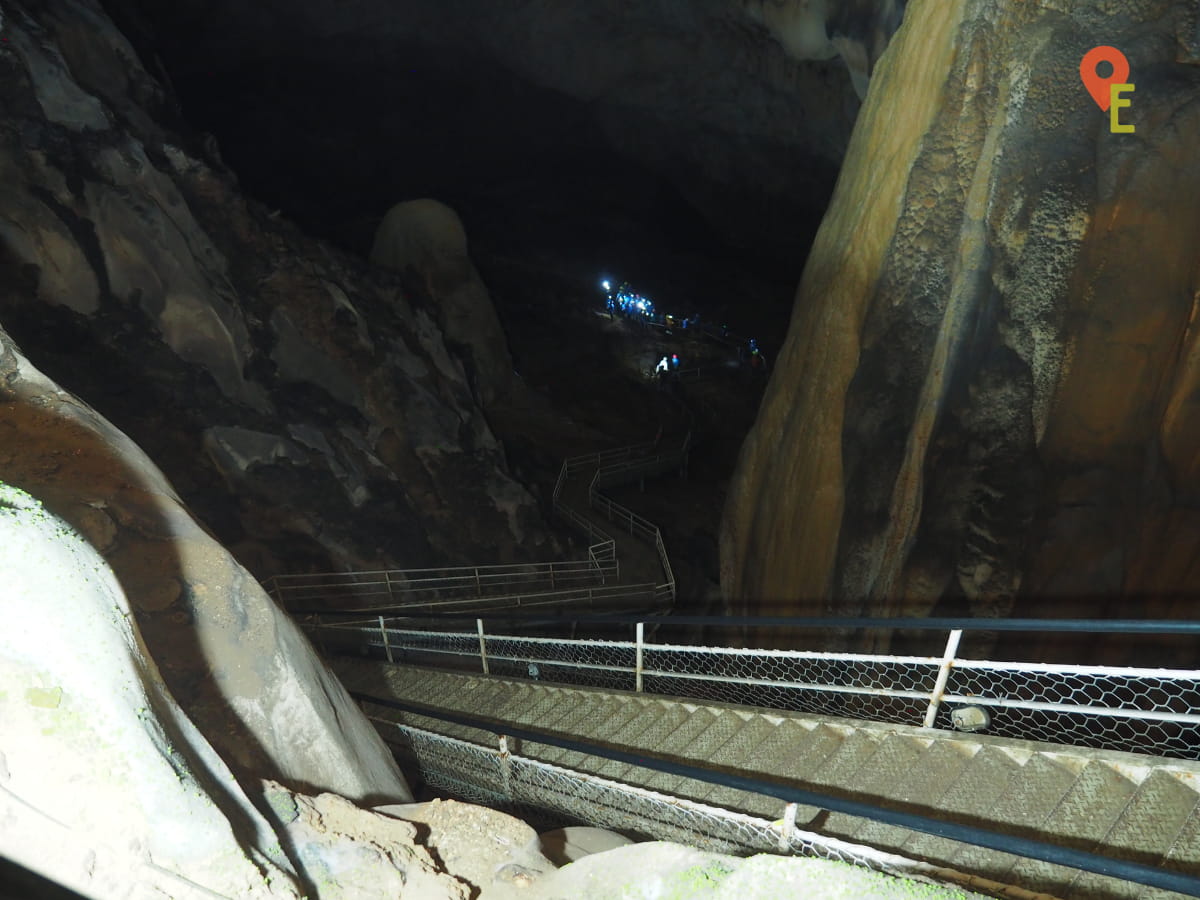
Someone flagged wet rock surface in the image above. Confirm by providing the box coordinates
[722,0,1200,653]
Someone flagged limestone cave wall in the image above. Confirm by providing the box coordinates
[721,0,1200,646]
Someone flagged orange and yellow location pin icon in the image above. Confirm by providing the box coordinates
[1081,46,1135,133]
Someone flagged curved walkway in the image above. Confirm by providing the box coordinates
[265,427,690,617]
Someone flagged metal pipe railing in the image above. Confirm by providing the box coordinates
[352,691,1200,899]
[321,614,1200,761]
[272,429,686,616]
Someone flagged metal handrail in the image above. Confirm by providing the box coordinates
[266,559,618,602]
[295,582,661,618]
[271,429,685,612]
[353,690,1200,898]
[322,614,1200,762]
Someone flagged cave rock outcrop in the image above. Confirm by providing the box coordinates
[0,327,412,805]
[721,0,1200,635]
[0,0,558,577]
[371,198,515,406]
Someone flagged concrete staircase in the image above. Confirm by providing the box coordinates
[332,658,1200,900]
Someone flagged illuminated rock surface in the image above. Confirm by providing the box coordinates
[0,331,412,804]
[722,0,1200,644]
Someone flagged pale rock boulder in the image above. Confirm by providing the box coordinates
[0,481,302,900]
[524,842,988,899]
[0,327,412,804]
[370,198,515,406]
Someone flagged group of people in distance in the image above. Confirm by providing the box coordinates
[600,277,767,379]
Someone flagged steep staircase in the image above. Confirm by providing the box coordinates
[331,658,1200,900]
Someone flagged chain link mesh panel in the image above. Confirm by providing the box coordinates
[348,625,1200,761]
[938,662,1200,759]
[376,719,929,875]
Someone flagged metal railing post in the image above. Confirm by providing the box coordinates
[778,802,798,852]
[384,570,393,602]
[498,734,513,802]
[636,622,645,693]
[474,567,482,597]
[379,615,394,664]
[923,629,963,728]
[477,618,490,675]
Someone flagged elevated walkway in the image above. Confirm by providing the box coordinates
[332,658,1200,900]
[266,430,689,617]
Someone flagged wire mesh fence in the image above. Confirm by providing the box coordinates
[324,619,1200,762]
[375,717,971,884]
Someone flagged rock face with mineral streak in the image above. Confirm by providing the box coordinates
[721,0,1200,650]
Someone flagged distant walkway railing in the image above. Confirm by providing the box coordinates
[265,554,618,607]
[298,582,660,621]
[270,431,686,611]
[560,432,688,605]
[314,614,1200,763]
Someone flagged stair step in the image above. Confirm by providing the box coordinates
[697,716,783,808]
[474,683,548,723]
[537,699,645,769]
[902,744,1023,862]
[533,690,608,736]
[710,720,835,825]
[645,708,743,798]
[531,690,598,732]
[424,677,507,714]
[704,721,857,823]
[594,702,687,783]
[947,751,1080,880]
[820,734,927,840]
[1143,801,1200,900]
[1066,769,1200,900]
[703,720,816,820]
[512,695,605,765]
[852,738,975,850]
[639,709,722,795]
[1005,760,1138,895]
[807,727,884,788]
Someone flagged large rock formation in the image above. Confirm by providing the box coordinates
[0,0,559,579]
[721,0,1200,642]
[0,330,411,805]
[370,198,515,406]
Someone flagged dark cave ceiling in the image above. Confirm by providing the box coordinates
[99,0,907,285]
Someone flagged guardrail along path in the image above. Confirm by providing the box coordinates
[333,659,1200,900]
